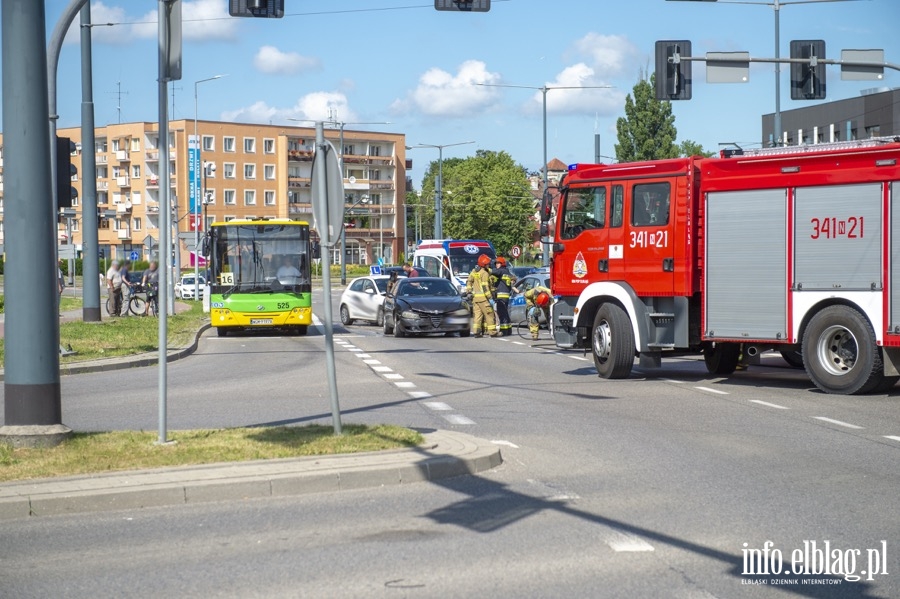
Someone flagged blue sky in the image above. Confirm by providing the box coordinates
[41,0,900,186]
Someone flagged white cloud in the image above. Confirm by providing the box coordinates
[393,60,502,118]
[254,46,321,75]
[220,91,358,124]
[571,33,640,77]
[528,63,626,116]
[64,0,237,45]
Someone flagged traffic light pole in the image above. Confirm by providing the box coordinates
[80,3,101,322]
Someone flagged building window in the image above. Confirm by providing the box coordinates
[369,193,382,205]
[98,191,108,205]
[244,190,256,206]
[263,138,275,154]
[264,190,275,206]
[132,217,142,231]
[204,189,216,204]
[202,135,215,152]
[223,163,236,179]
[223,136,236,152]
[97,166,108,179]
[244,164,256,179]
[132,165,141,178]
[132,191,142,205]
[130,138,140,152]
[112,139,122,152]
[71,219,79,231]
[866,125,881,138]
[71,196,79,207]
[224,215,236,222]
[243,138,256,153]
[288,191,302,204]
[264,164,275,180]
[100,219,110,230]
[343,144,354,155]
[224,189,236,205]
[95,140,108,153]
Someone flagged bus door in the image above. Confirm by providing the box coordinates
[622,181,675,295]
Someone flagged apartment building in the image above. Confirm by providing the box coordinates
[0,121,407,268]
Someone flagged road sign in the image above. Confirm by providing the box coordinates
[510,245,522,258]
[129,250,139,261]
[311,140,346,247]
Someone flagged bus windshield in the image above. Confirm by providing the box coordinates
[212,223,310,292]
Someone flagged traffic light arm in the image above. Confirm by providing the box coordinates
[673,55,900,71]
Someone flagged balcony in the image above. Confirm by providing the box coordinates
[288,203,312,215]
[97,181,109,190]
[145,150,159,161]
[146,200,159,213]
[115,150,130,162]
[116,176,130,187]
[146,176,159,188]
[288,176,312,188]
[117,228,130,239]
[96,154,108,164]
[115,201,132,213]
[287,149,314,162]
[367,155,394,166]
[370,180,395,191]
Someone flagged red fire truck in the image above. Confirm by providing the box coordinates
[541,137,900,395]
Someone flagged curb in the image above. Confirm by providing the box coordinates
[0,323,211,381]
[0,430,503,520]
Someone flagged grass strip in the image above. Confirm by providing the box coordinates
[0,424,424,482]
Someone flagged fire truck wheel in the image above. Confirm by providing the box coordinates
[779,349,805,369]
[802,305,884,395]
[703,342,740,374]
[592,304,635,379]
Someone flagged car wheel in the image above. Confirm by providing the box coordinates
[375,308,384,327]
[394,320,406,338]
[383,316,394,335]
[340,304,353,326]
[175,289,182,299]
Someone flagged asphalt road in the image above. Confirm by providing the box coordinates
[2,286,899,598]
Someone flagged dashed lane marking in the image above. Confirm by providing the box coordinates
[371,366,392,372]
[408,391,432,399]
[363,359,381,365]
[394,382,416,389]
[884,436,900,443]
[355,353,372,358]
[750,400,790,410]
[512,341,525,346]
[695,386,729,395]
[423,401,453,411]
[442,414,476,425]
[569,356,589,361]
[660,379,685,384]
[383,373,404,380]
[814,417,863,430]
[490,440,519,448]
[606,532,655,552]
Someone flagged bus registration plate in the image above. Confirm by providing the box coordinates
[250,318,273,325]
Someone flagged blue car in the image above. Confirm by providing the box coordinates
[508,273,551,326]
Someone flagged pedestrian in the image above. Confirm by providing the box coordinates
[57,260,66,316]
[465,254,498,338]
[523,284,552,340]
[386,270,399,296]
[141,261,159,316]
[106,260,123,316]
[402,263,419,278]
[491,256,514,336]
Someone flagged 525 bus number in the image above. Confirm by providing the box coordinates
[810,216,864,240]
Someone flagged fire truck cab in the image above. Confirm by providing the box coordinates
[544,138,900,395]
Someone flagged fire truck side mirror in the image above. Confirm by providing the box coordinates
[540,192,552,223]
[540,222,550,238]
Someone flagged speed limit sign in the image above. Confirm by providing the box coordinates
[510,245,522,258]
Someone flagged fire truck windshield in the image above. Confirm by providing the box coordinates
[561,186,607,239]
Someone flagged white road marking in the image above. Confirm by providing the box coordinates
[512,341,525,346]
[394,382,416,389]
[490,439,519,448]
[355,353,371,358]
[363,359,381,365]
[884,436,900,443]
[346,347,363,352]
[408,391,432,399]
[371,366,392,372]
[695,386,729,395]
[423,401,453,411]
[383,373,404,380]
[660,379,684,384]
[814,417,864,430]
[750,400,790,410]
[606,533,655,552]
[442,414,476,425]
[569,356,589,361]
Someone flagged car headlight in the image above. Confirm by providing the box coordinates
[400,310,420,320]
[453,308,470,316]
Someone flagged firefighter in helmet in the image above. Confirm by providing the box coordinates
[523,285,552,340]
[491,256,514,336]
[465,254,498,337]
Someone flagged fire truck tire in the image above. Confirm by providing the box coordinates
[802,305,884,395]
[592,304,635,379]
[779,349,805,369]
[703,342,740,374]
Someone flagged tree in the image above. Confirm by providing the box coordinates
[615,72,678,163]
[418,150,534,254]
[678,139,715,158]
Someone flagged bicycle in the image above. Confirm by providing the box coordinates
[517,307,549,341]
[106,284,148,316]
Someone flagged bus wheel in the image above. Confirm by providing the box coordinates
[803,305,884,395]
[704,342,739,374]
[592,304,635,379]
[293,326,308,336]
[216,327,228,337]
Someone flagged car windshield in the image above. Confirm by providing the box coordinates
[396,279,458,297]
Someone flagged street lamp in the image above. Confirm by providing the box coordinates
[665,0,862,146]
[406,141,475,240]
[193,74,225,301]
[476,82,613,267]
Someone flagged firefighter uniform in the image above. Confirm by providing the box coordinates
[491,259,514,336]
[466,263,498,337]
[524,285,552,340]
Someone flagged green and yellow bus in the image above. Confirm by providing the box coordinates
[205,219,314,336]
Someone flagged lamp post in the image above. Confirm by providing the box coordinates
[665,0,861,146]
[193,74,224,301]
[406,141,475,240]
[476,82,612,267]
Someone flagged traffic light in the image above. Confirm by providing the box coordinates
[655,40,692,100]
[435,0,490,11]
[56,136,77,209]
[790,40,826,100]
[228,0,283,17]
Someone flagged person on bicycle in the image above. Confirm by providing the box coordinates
[142,261,160,316]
